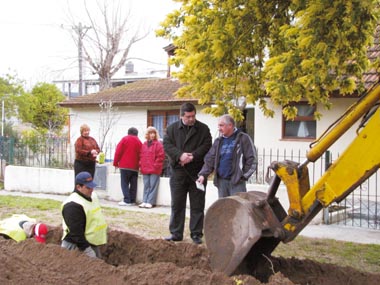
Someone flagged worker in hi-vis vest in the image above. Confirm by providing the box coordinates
[61,171,107,258]
[0,214,48,243]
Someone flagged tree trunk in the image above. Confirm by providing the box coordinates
[99,75,112,91]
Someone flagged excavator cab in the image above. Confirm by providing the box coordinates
[204,83,380,276]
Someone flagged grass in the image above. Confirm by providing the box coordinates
[0,195,61,210]
[273,236,380,273]
[1,194,380,274]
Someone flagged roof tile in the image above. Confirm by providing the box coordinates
[59,78,196,107]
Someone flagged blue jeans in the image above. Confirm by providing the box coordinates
[142,174,160,205]
[217,178,247,198]
[120,169,138,203]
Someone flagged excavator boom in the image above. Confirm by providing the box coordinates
[204,82,380,276]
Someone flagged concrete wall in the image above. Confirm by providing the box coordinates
[4,164,220,209]
[4,164,323,224]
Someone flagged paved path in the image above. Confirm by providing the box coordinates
[1,190,379,245]
[300,224,380,244]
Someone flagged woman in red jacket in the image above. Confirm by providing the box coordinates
[139,127,165,208]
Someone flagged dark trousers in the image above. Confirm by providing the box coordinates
[169,169,206,239]
[120,169,138,203]
[74,159,96,179]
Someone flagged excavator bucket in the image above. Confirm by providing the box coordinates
[204,191,286,276]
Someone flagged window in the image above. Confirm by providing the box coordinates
[282,102,316,140]
[147,110,179,138]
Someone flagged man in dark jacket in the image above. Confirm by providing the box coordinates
[197,114,257,198]
[163,102,212,244]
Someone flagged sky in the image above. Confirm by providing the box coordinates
[0,0,179,90]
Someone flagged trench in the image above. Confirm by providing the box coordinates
[42,226,380,285]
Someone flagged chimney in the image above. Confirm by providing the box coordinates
[125,61,134,74]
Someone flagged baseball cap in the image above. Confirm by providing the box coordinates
[34,223,48,243]
[75,171,97,188]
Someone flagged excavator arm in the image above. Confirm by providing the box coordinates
[204,83,380,276]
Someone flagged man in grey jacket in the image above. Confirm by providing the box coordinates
[197,114,257,198]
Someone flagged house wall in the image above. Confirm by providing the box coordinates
[254,98,359,154]
[69,106,149,147]
[68,97,360,158]
[68,105,220,153]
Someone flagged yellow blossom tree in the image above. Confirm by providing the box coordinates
[157,0,380,120]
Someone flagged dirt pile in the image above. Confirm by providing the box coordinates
[1,227,379,285]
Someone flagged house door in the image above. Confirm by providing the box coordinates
[242,108,255,143]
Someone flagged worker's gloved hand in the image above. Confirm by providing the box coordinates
[83,246,97,258]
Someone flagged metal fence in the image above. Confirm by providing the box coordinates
[250,147,329,185]
[0,136,379,229]
[3,136,72,170]
[328,171,380,229]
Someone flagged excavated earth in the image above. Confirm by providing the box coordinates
[1,226,379,285]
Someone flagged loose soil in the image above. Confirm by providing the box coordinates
[1,226,379,285]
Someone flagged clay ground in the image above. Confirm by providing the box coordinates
[1,225,380,285]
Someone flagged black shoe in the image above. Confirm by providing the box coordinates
[164,235,182,242]
[191,235,203,245]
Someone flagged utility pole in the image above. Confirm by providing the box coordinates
[73,22,91,96]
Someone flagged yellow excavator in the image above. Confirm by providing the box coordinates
[204,81,380,276]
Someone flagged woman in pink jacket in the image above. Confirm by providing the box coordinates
[139,127,165,208]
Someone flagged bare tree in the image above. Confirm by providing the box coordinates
[98,100,121,153]
[66,0,148,90]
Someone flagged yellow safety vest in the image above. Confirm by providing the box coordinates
[62,192,107,246]
[0,214,36,242]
